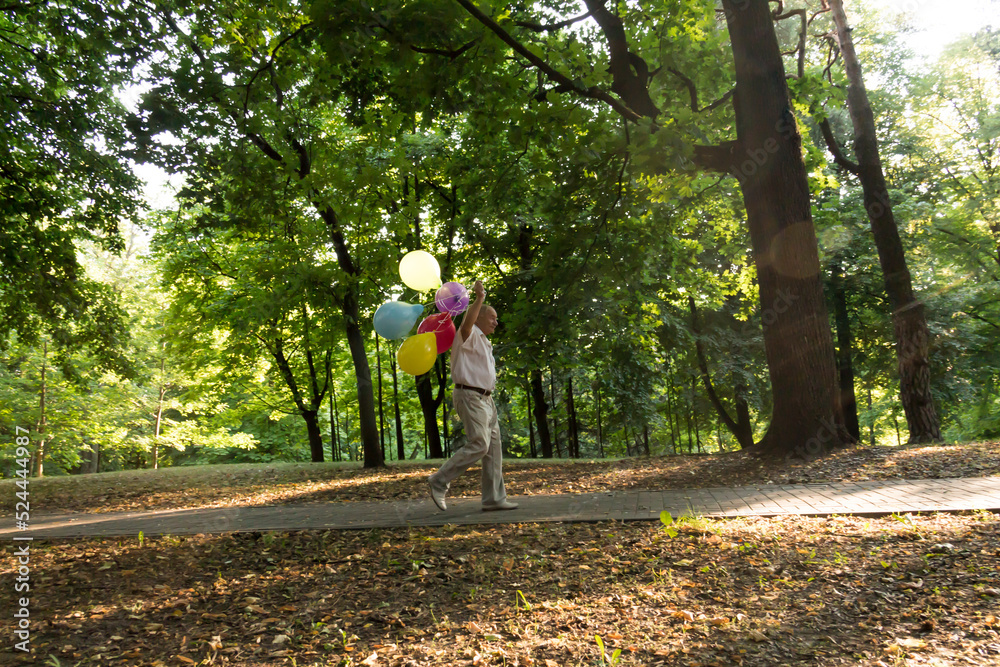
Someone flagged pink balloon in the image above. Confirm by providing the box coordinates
[435,281,469,316]
[417,313,456,353]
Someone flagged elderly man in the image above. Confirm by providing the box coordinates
[428,280,518,512]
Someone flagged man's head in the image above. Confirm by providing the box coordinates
[475,305,498,335]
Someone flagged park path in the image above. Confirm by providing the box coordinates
[2,476,999,539]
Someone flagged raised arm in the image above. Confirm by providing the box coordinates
[459,280,486,342]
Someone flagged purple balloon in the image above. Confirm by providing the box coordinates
[435,281,469,316]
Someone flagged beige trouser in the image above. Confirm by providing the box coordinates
[431,388,507,506]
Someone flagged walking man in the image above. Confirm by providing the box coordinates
[428,280,518,512]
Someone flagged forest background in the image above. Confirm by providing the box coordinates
[2,0,999,479]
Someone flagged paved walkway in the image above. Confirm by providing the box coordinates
[2,477,999,540]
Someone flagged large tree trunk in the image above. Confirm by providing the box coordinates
[317,203,383,467]
[723,0,849,458]
[830,260,861,441]
[530,370,553,458]
[457,0,850,458]
[302,409,323,461]
[415,372,443,458]
[734,382,753,450]
[273,338,325,462]
[342,288,384,467]
[829,0,941,443]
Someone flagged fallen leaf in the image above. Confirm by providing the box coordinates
[898,637,927,649]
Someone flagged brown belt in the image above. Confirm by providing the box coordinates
[455,383,492,396]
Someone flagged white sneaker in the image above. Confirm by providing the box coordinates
[428,476,448,511]
[482,500,519,511]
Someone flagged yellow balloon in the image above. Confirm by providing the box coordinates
[397,333,437,375]
[399,250,442,292]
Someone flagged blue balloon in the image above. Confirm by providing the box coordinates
[374,301,425,339]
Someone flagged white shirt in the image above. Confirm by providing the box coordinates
[450,324,496,391]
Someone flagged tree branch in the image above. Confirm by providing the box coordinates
[515,12,592,32]
[774,8,807,78]
[410,38,479,58]
[453,0,643,122]
[668,67,699,111]
[582,0,660,119]
[819,118,860,174]
[701,87,735,112]
[693,141,740,174]
[689,295,741,437]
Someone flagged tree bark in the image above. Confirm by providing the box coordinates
[722,0,849,457]
[830,260,861,441]
[391,355,405,461]
[272,336,325,462]
[436,356,450,456]
[33,340,47,477]
[566,375,580,458]
[549,370,561,458]
[416,372,443,458]
[530,370,553,458]
[734,382,753,450]
[455,0,850,458]
[595,380,605,458]
[375,334,386,460]
[302,409,323,460]
[526,378,537,458]
[828,0,941,443]
[664,383,677,453]
[330,378,340,462]
[153,356,165,470]
[341,288,384,467]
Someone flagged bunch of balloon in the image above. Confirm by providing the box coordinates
[372,251,470,376]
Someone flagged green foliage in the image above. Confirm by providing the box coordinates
[5,0,1000,477]
[0,1,154,373]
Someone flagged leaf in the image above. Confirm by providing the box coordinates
[898,637,927,649]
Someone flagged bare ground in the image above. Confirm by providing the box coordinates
[1,441,998,666]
